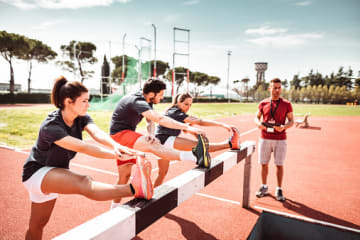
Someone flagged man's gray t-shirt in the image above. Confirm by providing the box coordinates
[155,106,188,144]
[22,110,93,182]
[110,92,153,135]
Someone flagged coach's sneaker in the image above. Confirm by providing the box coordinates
[275,188,285,202]
[256,185,268,198]
[192,134,211,168]
[229,127,241,150]
[130,155,153,200]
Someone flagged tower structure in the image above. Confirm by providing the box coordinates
[255,62,268,84]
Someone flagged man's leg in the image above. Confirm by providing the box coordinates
[154,159,170,187]
[261,164,269,185]
[276,165,283,188]
[256,138,271,198]
[112,164,133,208]
[274,140,287,201]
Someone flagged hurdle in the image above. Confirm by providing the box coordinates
[53,140,256,240]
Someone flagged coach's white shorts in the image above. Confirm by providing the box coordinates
[258,138,287,166]
[23,166,58,203]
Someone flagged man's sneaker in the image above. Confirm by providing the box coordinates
[229,127,241,150]
[256,185,268,198]
[275,189,285,202]
[130,155,153,200]
[192,134,211,168]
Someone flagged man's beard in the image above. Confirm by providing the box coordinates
[150,97,156,104]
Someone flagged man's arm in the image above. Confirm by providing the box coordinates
[142,110,205,135]
[254,109,266,131]
[184,115,232,132]
[146,119,155,136]
[274,112,294,132]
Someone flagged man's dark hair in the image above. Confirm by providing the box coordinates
[270,78,281,84]
[143,77,166,94]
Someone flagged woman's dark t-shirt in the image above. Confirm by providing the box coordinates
[22,109,93,182]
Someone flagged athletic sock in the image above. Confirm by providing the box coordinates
[261,184,268,188]
[276,186,282,192]
[180,151,197,162]
[111,201,121,209]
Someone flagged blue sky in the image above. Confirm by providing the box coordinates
[0,0,359,94]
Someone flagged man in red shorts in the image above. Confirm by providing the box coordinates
[254,78,294,201]
[109,78,211,208]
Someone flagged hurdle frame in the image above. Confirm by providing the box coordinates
[53,140,256,240]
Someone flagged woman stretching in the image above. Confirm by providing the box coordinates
[154,93,241,187]
[22,76,152,240]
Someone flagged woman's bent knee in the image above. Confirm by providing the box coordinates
[78,175,94,198]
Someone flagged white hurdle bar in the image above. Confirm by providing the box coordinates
[53,140,256,240]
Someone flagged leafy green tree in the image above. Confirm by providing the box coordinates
[101,55,110,94]
[0,31,29,94]
[289,86,300,103]
[149,60,169,77]
[281,79,289,89]
[290,74,301,89]
[111,55,138,84]
[254,85,268,101]
[334,66,352,90]
[57,40,97,83]
[19,38,57,93]
[321,85,329,104]
[166,67,191,94]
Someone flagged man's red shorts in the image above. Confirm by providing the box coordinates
[111,130,143,166]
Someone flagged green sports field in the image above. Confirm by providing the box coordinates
[0,103,358,148]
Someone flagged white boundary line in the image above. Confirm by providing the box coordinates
[196,193,241,205]
[254,205,360,234]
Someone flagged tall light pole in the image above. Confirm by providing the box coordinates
[134,45,141,89]
[227,50,232,103]
[122,33,126,83]
[151,24,157,77]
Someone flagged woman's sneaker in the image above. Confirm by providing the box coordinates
[229,127,240,150]
[130,155,153,200]
[192,135,211,168]
[256,185,268,198]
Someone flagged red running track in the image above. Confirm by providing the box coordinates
[1,115,359,239]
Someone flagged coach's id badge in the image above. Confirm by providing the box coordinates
[267,127,274,133]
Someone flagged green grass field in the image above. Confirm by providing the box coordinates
[0,103,359,148]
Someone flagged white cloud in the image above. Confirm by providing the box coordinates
[247,33,323,47]
[163,15,178,23]
[245,26,288,36]
[295,1,312,6]
[32,19,66,30]
[0,0,131,10]
[183,0,200,5]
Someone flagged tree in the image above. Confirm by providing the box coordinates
[149,60,169,77]
[290,74,301,89]
[19,38,57,93]
[0,31,29,94]
[111,55,138,84]
[101,55,110,94]
[165,67,190,94]
[289,86,300,103]
[281,79,289,89]
[334,66,352,90]
[57,40,97,83]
